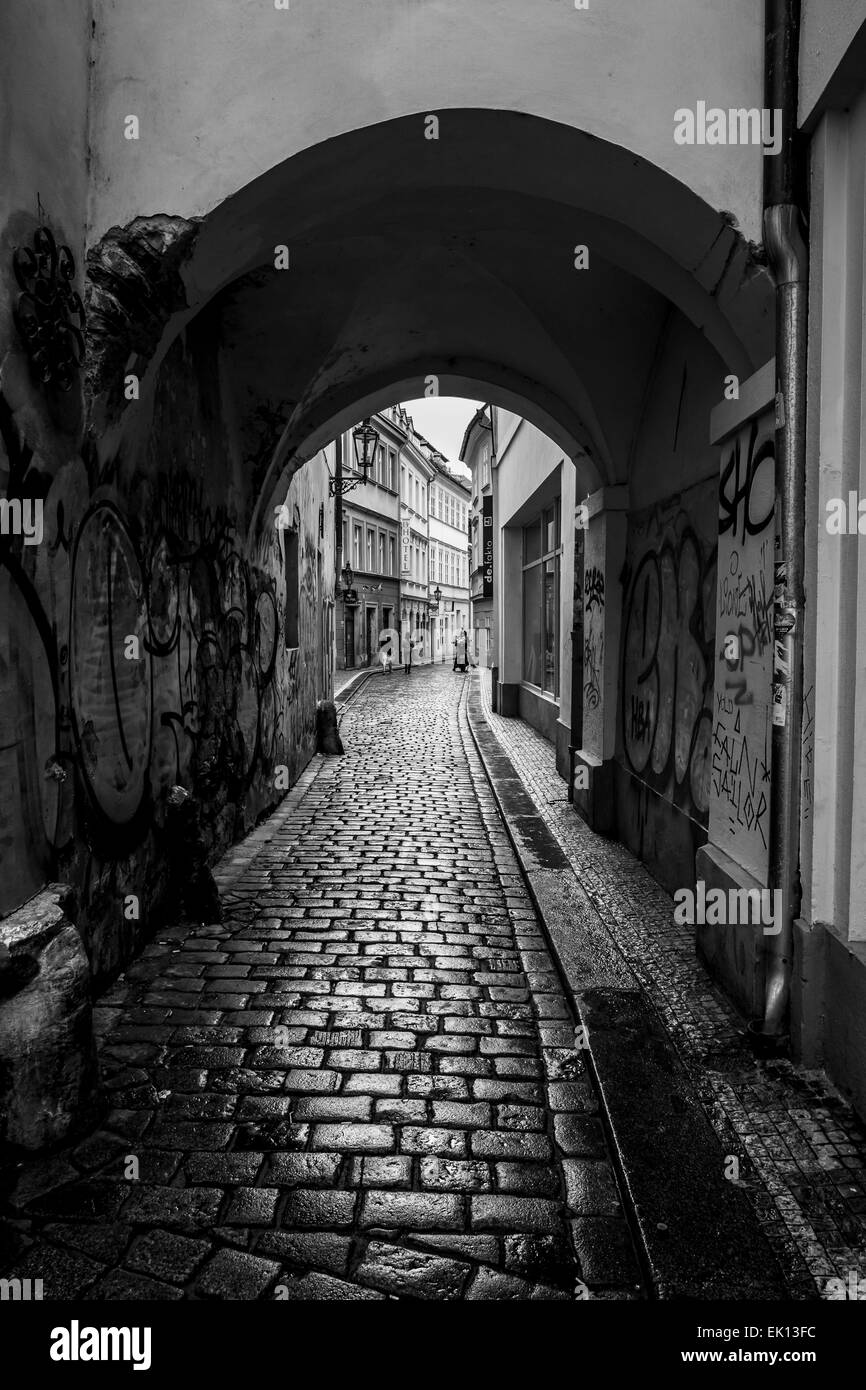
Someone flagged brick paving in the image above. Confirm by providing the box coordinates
[477,668,866,1300]
[0,666,642,1301]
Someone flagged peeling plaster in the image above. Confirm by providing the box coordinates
[85,213,200,425]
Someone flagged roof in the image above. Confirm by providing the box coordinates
[370,404,472,488]
[429,454,471,493]
[459,405,491,462]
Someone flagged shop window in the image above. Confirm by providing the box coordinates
[522,498,560,695]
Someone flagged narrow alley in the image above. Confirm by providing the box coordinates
[1,668,644,1301]
[7,0,866,1355]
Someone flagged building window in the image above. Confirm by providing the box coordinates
[389,450,397,490]
[522,499,561,695]
[366,528,375,571]
[378,531,385,574]
[352,523,362,570]
[389,535,396,576]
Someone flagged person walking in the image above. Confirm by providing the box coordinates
[456,627,470,673]
[403,636,414,676]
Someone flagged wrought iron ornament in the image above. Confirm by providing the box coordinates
[12,225,86,391]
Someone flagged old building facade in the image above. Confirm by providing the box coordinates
[398,425,434,666]
[463,407,495,670]
[336,411,401,671]
[428,456,471,664]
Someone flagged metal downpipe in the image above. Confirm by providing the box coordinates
[757,0,808,1043]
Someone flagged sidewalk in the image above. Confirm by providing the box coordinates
[332,668,374,703]
[473,668,866,1299]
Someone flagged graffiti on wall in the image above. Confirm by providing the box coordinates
[585,566,605,613]
[709,412,775,879]
[621,488,717,823]
[583,567,604,712]
[802,682,814,825]
[0,380,326,976]
[0,393,68,914]
[70,491,286,837]
[571,522,585,748]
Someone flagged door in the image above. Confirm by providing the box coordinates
[345,609,355,668]
[323,601,334,699]
[365,607,376,666]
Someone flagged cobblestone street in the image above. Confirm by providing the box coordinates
[0,666,642,1301]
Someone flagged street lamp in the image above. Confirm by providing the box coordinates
[341,563,354,593]
[330,418,380,495]
[353,419,379,476]
[431,585,443,660]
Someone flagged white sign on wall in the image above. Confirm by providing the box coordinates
[709,405,775,883]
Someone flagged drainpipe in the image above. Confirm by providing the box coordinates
[334,431,344,585]
[757,0,808,1043]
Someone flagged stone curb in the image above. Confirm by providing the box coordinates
[333,668,377,711]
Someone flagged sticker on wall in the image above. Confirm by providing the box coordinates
[772,559,794,728]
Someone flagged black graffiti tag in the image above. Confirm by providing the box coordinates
[718,420,774,546]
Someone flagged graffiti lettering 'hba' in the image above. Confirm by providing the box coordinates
[621,499,716,823]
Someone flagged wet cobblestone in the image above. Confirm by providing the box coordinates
[0,667,642,1301]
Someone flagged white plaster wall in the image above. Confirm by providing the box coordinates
[800,0,866,124]
[494,411,570,700]
[803,94,866,943]
[89,0,765,242]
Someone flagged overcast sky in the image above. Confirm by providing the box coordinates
[398,396,484,472]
